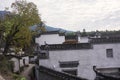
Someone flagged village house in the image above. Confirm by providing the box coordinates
[5,54,30,73]
[0,46,30,74]
[35,31,120,80]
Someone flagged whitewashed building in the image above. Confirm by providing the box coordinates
[8,55,29,73]
[35,31,120,80]
[22,56,29,66]
[10,56,21,73]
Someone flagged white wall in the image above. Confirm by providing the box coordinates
[20,59,24,67]
[39,49,95,80]
[22,56,29,66]
[29,56,38,62]
[78,37,89,43]
[39,43,120,80]
[11,58,20,73]
[93,43,120,68]
[36,34,65,45]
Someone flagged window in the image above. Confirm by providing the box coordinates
[106,49,113,58]
[59,61,79,68]
[62,69,77,75]
[59,61,79,76]
[39,52,49,59]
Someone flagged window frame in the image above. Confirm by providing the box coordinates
[59,61,79,68]
[106,48,113,58]
[62,69,77,76]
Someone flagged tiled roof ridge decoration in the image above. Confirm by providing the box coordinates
[90,37,120,44]
[5,55,22,59]
[41,30,60,34]
[35,30,65,37]
[39,65,87,80]
[40,43,92,50]
[93,66,120,80]
[39,37,120,50]
[5,54,28,59]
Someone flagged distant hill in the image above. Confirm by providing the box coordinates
[30,25,73,33]
[45,26,59,31]
[45,26,73,33]
[0,11,10,20]
[0,11,73,33]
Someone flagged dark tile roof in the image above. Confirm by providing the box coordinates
[90,37,120,44]
[41,31,59,34]
[5,54,28,60]
[65,35,78,40]
[93,66,120,80]
[40,43,92,50]
[35,30,65,38]
[6,55,22,59]
[101,31,120,38]
[39,66,87,80]
[63,40,78,44]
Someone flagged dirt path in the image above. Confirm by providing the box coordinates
[0,75,5,80]
[21,64,35,80]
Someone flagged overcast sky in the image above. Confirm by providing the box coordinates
[1,0,120,31]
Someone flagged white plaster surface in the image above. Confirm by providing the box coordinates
[11,58,20,72]
[22,56,29,65]
[36,34,65,45]
[39,43,120,80]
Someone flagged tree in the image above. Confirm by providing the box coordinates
[81,29,87,37]
[1,0,45,54]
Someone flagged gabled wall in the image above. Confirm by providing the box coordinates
[78,37,89,43]
[36,34,65,45]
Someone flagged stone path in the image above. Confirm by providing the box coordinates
[21,64,35,80]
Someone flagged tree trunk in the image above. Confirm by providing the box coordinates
[3,42,10,55]
[3,28,18,55]
[3,35,11,55]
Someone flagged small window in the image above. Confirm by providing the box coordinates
[59,61,79,68]
[39,52,49,59]
[106,49,113,58]
[62,69,77,75]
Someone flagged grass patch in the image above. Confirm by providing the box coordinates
[0,55,13,74]
[12,74,26,80]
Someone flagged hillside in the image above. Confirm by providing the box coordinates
[30,25,73,33]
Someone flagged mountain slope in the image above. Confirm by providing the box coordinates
[30,25,73,33]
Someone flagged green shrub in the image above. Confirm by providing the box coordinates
[12,74,26,80]
[0,55,14,74]
[20,66,24,72]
